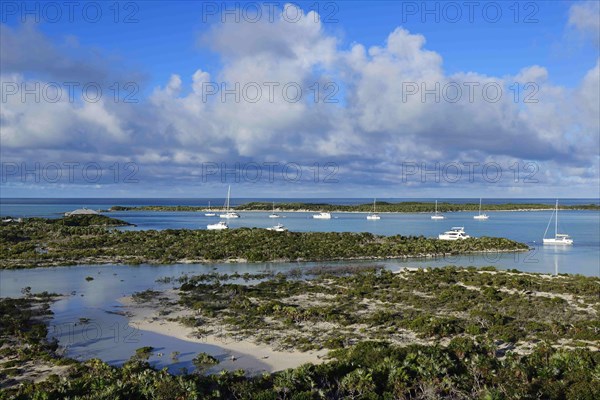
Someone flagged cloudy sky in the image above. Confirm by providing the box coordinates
[1,1,598,198]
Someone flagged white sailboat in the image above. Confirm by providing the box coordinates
[269,202,281,218]
[366,198,381,220]
[205,201,216,217]
[219,186,240,219]
[207,221,228,230]
[473,198,489,220]
[543,200,573,245]
[431,200,445,220]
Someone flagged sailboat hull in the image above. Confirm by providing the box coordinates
[543,238,573,245]
[220,213,240,218]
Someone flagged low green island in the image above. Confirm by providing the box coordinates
[0,216,528,269]
[107,201,600,213]
[1,267,599,399]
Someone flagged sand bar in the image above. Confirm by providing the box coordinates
[120,292,328,374]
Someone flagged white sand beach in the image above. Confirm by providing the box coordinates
[120,292,328,373]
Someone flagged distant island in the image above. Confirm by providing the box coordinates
[106,201,600,213]
[1,213,133,227]
[0,216,528,269]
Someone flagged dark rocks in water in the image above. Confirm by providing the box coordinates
[104,309,132,317]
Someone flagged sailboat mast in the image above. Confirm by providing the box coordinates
[555,200,558,236]
[226,186,231,212]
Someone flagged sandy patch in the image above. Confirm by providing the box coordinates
[120,291,328,373]
[0,356,71,388]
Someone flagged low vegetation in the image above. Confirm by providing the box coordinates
[2,340,598,399]
[0,294,76,391]
[175,266,600,352]
[15,214,132,227]
[0,219,527,269]
[1,269,599,399]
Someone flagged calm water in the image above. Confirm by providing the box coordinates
[0,263,296,374]
[0,198,598,372]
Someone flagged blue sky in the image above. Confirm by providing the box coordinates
[12,1,594,86]
[1,1,599,197]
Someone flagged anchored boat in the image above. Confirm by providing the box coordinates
[543,200,573,245]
